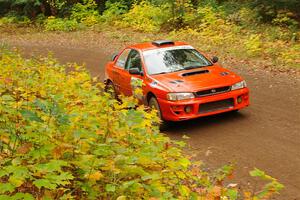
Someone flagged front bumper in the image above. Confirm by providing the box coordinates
[157,88,249,121]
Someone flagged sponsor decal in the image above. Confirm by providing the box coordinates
[150,81,158,88]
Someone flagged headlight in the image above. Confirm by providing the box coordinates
[231,80,247,91]
[167,93,195,101]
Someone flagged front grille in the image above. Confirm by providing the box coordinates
[195,86,230,97]
[199,98,234,114]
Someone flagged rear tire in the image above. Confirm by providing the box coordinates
[148,97,168,131]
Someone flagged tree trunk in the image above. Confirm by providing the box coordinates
[95,0,107,14]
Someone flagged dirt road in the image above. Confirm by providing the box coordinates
[5,42,300,199]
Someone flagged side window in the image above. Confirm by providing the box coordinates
[116,49,130,68]
[125,50,142,71]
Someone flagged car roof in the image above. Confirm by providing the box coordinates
[128,41,189,52]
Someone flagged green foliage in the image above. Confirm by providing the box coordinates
[0,14,30,26]
[0,49,283,199]
[116,1,169,32]
[70,0,100,27]
[228,7,260,26]
[44,16,79,31]
[249,168,284,198]
[100,2,129,23]
[272,12,299,33]
[250,0,300,23]
[46,0,67,15]
[0,0,42,17]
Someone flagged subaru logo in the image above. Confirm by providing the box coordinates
[211,89,216,93]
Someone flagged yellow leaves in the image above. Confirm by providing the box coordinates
[137,156,154,167]
[78,141,90,153]
[101,160,121,174]
[243,191,252,200]
[39,89,47,97]
[178,158,191,169]
[0,135,10,144]
[176,171,186,179]
[85,171,103,181]
[120,1,167,32]
[14,100,24,109]
[116,196,127,200]
[245,34,263,56]
[179,185,190,197]
[8,176,24,187]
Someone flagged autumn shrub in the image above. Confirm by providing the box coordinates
[70,0,101,27]
[272,12,299,30]
[278,44,300,65]
[0,14,30,27]
[116,1,169,32]
[44,16,80,31]
[244,34,263,56]
[0,49,284,199]
[100,2,129,24]
[228,7,260,27]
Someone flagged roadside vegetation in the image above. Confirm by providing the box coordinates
[0,48,284,199]
[0,0,300,69]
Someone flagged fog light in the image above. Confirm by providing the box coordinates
[237,96,243,104]
[243,93,249,100]
[184,105,193,114]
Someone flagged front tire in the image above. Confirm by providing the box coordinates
[148,97,168,131]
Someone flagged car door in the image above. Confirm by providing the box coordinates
[120,49,144,96]
[112,48,131,94]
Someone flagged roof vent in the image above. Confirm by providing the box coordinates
[152,40,174,47]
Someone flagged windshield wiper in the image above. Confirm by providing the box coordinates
[171,66,203,73]
[184,64,214,70]
[184,66,203,70]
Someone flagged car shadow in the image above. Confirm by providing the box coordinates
[164,111,249,135]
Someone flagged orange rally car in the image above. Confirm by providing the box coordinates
[104,40,249,122]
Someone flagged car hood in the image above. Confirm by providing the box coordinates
[150,66,243,92]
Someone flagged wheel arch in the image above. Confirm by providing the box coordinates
[146,92,156,105]
[105,78,113,84]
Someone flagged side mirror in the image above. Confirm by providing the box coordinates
[129,68,142,75]
[212,56,219,63]
[111,53,118,61]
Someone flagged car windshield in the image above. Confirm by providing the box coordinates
[143,46,212,75]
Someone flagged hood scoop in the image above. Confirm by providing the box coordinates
[182,70,209,77]
[169,80,184,84]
